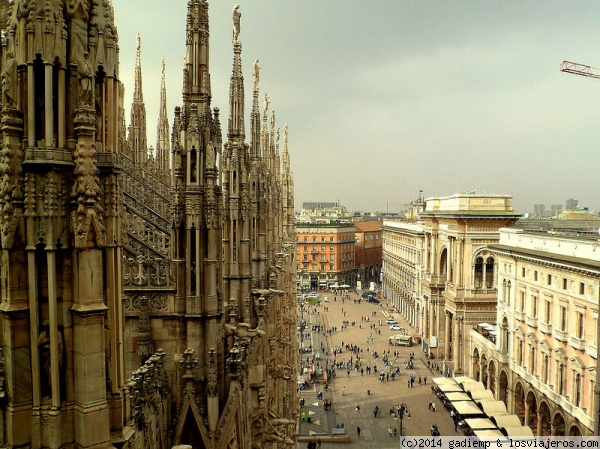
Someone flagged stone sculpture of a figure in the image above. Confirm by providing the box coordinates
[253,58,260,90]
[232,4,241,43]
[78,52,94,106]
[38,321,64,399]
[1,52,16,107]
[263,93,269,121]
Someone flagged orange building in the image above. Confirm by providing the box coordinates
[296,223,357,290]
[355,221,383,287]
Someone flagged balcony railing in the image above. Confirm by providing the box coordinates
[525,316,538,328]
[538,321,552,334]
[552,328,569,343]
[569,336,587,351]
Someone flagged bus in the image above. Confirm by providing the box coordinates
[388,335,413,347]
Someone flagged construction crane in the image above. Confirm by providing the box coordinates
[560,60,600,79]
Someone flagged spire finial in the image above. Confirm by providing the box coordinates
[232,4,241,43]
[253,58,260,91]
[136,33,141,62]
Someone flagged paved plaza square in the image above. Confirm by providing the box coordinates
[298,290,456,448]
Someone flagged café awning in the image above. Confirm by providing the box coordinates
[445,392,472,402]
[462,381,486,393]
[433,377,458,385]
[501,426,534,437]
[474,429,505,439]
[477,400,508,416]
[453,401,485,416]
[464,418,497,430]
[490,415,522,429]
[437,383,464,393]
[454,375,476,385]
[469,390,495,401]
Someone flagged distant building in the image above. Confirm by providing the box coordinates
[566,198,579,211]
[534,204,546,217]
[297,202,352,223]
[550,204,563,216]
[354,221,383,287]
[296,223,357,290]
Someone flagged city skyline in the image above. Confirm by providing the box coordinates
[115,1,600,214]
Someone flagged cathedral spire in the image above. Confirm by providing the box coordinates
[128,33,148,167]
[227,27,245,140]
[183,0,211,111]
[156,59,171,180]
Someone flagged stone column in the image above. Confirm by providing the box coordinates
[44,64,53,147]
[70,105,110,448]
[457,239,463,286]
[536,412,542,436]
[424,233,430,271]
[444,312,451,360]
[447,238,452,281]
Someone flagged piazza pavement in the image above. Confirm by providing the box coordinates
[297,289,457,448]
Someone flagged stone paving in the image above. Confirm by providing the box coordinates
[297,290,457,448]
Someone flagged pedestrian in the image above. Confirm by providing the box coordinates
[343,386,346,396]
[424,376,427,385]
[418,376,422,386]
[317,438,322,449]
[355,405,361,413]
[357,426,361,437]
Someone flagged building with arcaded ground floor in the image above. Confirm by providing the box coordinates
[470,227,599,436]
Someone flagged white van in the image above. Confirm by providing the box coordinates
[388,335,413,347]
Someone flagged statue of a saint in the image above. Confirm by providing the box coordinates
[252,58,260,90]
[284,123,289,142]
[1,52,16,107]
[38,321,64,399]
[232,4,241,43]
[77,52,93,106]
[206,140,215,167]
[263,93,269,120]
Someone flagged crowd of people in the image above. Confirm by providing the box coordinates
[299,287,450,443]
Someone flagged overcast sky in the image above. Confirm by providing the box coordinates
[114,1,600,214]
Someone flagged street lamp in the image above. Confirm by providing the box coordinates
[398,406,404,438]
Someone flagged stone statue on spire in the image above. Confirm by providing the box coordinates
[263,93,269,121]
[253,58,260,90]
[232,4,241,43]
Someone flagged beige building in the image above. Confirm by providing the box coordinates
[469,228,600,436]
[418,194,520,371]
[381,221,425,330]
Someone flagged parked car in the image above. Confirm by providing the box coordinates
[386,317,397,324]
[368,297,379,304]
[390,324,403,331]
[307,292,320,299]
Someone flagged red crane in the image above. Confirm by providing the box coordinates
[560,60,600,79]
